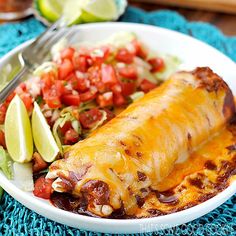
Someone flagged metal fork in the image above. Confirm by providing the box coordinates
[0,19,75,103]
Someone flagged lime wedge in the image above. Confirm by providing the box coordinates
[63,0,82,26]
[5,95,33,163]
[36,0,118,24]
[81,0,118,22]
[37,0,66,22]
[32,102,59,162]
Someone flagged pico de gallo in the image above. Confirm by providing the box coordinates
[0,32,180,200]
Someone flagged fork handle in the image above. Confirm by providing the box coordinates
[0,66,28,104]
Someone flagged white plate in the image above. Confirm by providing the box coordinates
[0,23,236,234]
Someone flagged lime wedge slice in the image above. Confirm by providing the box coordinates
[5,95,33,163]
[63,0,82,26]
[37,0,66,22]
[32,102,59,162]
[81,0,118,22]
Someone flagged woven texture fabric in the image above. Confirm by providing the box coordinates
[0,6,236,236]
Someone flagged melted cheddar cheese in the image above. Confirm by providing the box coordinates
[137,124,236,218]
[48,67,235,217]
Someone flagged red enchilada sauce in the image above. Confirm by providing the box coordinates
[50,119,236,218]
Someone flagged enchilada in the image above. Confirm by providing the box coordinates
[47,67,235,217]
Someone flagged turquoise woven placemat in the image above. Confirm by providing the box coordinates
[0,6,236,236]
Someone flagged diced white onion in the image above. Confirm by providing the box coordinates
[75,71,85,79]
[126,42,136,53]
[72,90,79,95]
[103,92,113,100]
[44,110,53,118]
[116,62,126,68]
[26,76,41,98]
[91,48,104,57]
[51,109,60,122]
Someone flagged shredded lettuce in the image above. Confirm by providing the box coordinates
[53,117,65,154]
[90,110,107,132]
[81,110,108,138]
[71,120,81,133]
[35,95,43,105]
[134,57,157,84]
[0,187,3,200]
[37,168,49,175]
[130,91,145,102]
[78,102,96,112]
[33,62,58,77]
[101,31,136,48]
[0,146,13,180]
[52,111,81,153]
[155,55,181,81]
[139,67,157,84]
[13,162,34,192]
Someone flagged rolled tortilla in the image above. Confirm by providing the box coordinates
[47,67,235,217]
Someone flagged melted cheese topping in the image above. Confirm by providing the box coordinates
[137,125,236,217]
[48,70,233,217]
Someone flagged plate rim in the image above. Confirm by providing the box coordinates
[0,22,236,234]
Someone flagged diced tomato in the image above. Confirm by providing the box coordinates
[103,108,115,121]
[118,66,138,80]
[115,48,134,64]
[73,55,88,73]
[5,92,16,105]
[111,84,122,94]
[120,81,136,97]
[79,108,103,129]
[96,92,113,108]
[80,87,98,102]
[45,96,61,109]
[0,130,6,148]
[32,152,48,173]
[77,47,91,57]
[147,57,165,73]
[76,76,89,92]
[20,93,33,111]
[60,47,75,61]
[41,72,55,90]
[132,39,147,59]
[91,46,110,65]
[88,66,105,92]
[65,72,76,81]
[88,66,100,83]
[0,104,7,124]
[14,83,27,96]
[33,176,53,199]
[95,81,106,93]
[42,77,63,109]
[61,94,81,106]
[55,80,70,96]
[19,82,27,91]
[60,121,72,135]
[111,83,126,105]
[43,84,62,109]
[66,72,90,93]
[64,129,79,145]
[101,64,117,87]
[113,93,126,106]
[58,59,74,80]
[101,46,110,59]
[65,72,79,90]
[140,79,157,93]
